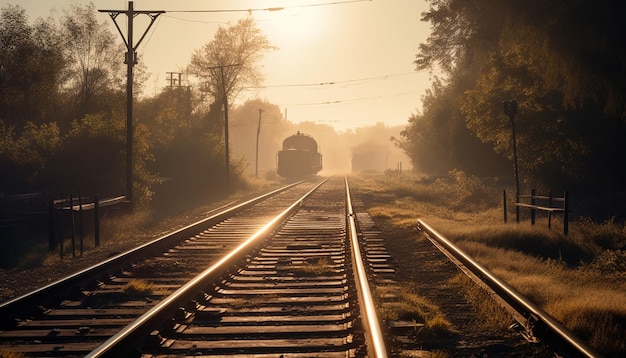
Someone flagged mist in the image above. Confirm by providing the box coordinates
[230,99,411,178]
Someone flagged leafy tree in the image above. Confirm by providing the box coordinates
[188,17,276,133]
[230,99,289,176]
[0,119,61,192]
[61,2,124,120]
[0,5,65,126]
[402,77,509,176]
[138,87,193,149]
[407,0,626,191]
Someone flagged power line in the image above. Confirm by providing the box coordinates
[162,14,229,24]
[284,90,420,107]
[165,0,370,13]
[246,72,421,89]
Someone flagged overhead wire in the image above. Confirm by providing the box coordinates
[282,90,420,107]
[161,14,230,25]
[164,0,370,13]
[246,72,420,89]
[140,15,161,50]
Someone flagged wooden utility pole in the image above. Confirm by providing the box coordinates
[503,100,520,221]
[99,1,164,207]
[167,72,183,88]
[205,64,240,190]
[256,108,264,177]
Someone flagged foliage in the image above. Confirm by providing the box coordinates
[403,0,626,193]
[0,119,61,190]
[402,79,510,177]
[0,5,65,126]
[0,4,268,208]
[188,17,276,107]
[60,2,124,120]
[229,98,291,175]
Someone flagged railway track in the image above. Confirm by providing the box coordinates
[0,176,599,357]
[0,177,389,357]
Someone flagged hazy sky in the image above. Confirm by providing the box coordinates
[2,0,432,132]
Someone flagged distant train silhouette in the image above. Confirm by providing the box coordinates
[276,132,323,178]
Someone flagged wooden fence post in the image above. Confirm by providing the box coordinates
[48,200,56,251]
[530,188,536,225]
[70,194,75,257]
[78,191,83,256]
[563,190,569,235]
[548,192,553,229]
[94,195,100,247]
[503,189,507,223]
[515,191,520,223]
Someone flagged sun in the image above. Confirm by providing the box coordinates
[257,4,330,46]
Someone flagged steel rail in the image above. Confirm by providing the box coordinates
[345,176,388,357]
[417,219,602,358]
[85,177,330,357]
[0,180,304,321]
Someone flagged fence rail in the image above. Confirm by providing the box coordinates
[49,195,127,257]
[504,189,569,235]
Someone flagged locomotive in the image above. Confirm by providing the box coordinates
[276,132,323,178]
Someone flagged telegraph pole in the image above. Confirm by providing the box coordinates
[99,2,164,207]
[219,67,230,190]
[166,72,183,89]
[256,108,264,177]
[503,100,520,221]
[205,63,240,190]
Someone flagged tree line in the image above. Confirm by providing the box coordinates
[401,0,626,211]
[0,3,276,208]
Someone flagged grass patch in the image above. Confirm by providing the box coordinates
[449,274,515,330]
[291,256,336,276]
[352,172,626,357]
[377,285,457,335]
[123,279,155,295]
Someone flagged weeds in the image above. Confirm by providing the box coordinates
[449,274,513,330]
[376,285,457,336]
[354,171,626,357]
[123,279,155,295]
[291,256,335,276]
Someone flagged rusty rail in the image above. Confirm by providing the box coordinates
[345,176,388,357]
[417,219,600,358]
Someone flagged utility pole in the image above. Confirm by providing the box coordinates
[99,1,164,208]
[166,72,183,89]
[220,67,230,190]
[503,100,520,222]
[256,108,264,177]
[204,63,240,190]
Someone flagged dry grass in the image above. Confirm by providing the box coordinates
[376,285,457,335]
[398,350,449,358]
[449,274,513,331]
[0,351,25,358]
[291,256,336,276]
[123,279,155,295]
[352,172,626,357]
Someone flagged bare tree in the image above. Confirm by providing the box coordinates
[188,17,275,109]
[61,2,124,117]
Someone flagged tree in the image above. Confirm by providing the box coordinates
[188,17,276,130]
[230,99,289,176]
[0,5,65,126]
[410,0,626,190]
[61,2,124,119]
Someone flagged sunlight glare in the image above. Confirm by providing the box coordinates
[259,6,330,47]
